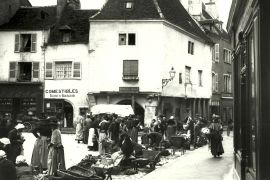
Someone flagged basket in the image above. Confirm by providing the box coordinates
[170,136,186,148]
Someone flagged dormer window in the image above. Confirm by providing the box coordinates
[59,25,72,43]
[62,32,71,43]
[125,1,134,9]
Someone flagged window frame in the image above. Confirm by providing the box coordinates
[14,33,37,53]
[223,74,232,93]
[223,48,232,64]
[122,60,139,81]
[188,41,194,55]
[215,43,219,62]
[185,66,191,84]
[118,33,136,46]
[45,60,81,80]
[198,70,203,87]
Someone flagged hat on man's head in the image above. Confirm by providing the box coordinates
[169,116,175,120]
[15,123,25,130]
[0,150,6,159]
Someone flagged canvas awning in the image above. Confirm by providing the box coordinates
[91,104,134,117]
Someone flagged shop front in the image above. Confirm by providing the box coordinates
[0,82,43,119]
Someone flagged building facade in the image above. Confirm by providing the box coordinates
[0,0,98,126]
[88,0,213,125]
[0,6,55,119]
[227,0,270,179]
[181,0,233,124]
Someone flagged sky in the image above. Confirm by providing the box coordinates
[28,0,232,28]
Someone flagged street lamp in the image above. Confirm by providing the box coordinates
[162,67,176,88]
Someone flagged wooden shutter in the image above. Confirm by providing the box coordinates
[14,34,20,52]
[215,44,219,62]
[32,62,39,80]
[31,34,37,52]
[45,62,53,79]
[73,62,81,78]
[215,74,219,91]
[123,60,138,76]
[9,62,17,80]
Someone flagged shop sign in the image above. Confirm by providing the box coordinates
[119,87,139,93]
[45,89,78,98]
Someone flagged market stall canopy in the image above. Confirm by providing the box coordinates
[91,104,134,117]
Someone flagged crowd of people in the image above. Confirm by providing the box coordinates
[0,111,227,179]
[0,113,66,179]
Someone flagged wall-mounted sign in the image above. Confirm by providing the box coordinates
[45,89,78,98]
[119,87,139,93]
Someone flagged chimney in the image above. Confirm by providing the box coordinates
[56,0,66,21]
[205,0,219,19]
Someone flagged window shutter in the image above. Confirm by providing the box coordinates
[215,74,219,91]
[32,62,39,79]
[31,34,37,52]
[45,62,53,79]
[9,62,16,79]
[73,62,81,78]
[215,44,219,62]
[14,34,20,52]
[123,60,138,76]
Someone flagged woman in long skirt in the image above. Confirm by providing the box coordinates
[75,115,84,143]
[47,121,66,176]
[209,117,224,157]
[31,120,51,170]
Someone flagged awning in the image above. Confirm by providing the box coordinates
[91,104,134,117]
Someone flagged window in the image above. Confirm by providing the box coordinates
[212,72,218,92]
[188,41,194,55]
[185,66,191,83]
[55,62,72,79]
[215,44,219,62]
[118,33,136,46]
[179,73,182,84]
[125,1,134,9]
[198,70,202,86]
[123,60,138,81]
[223,49,231,64]
[14,34,37,52]
[45,61,81,79]
[62,32,71,43]
[224,74,232,93]
[9,61,39,81]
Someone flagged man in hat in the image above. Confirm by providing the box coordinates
[7,123,25,164]
[0,150,16,180]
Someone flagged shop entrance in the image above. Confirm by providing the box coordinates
[117,99,145,123]
[64,101,73,128]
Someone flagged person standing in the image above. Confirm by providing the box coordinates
[227,118,233,136]
[166,116,176,142]
[75,114,84,143]
[7,123,25,164]
[108,115,120,144]
[83,114,92,144]
[47,120,66,176]
[30,117,52,171]
[98,116,109,155]
[130,118,140,143]
[209,117,224,158]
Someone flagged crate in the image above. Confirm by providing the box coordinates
[170,136,186,148]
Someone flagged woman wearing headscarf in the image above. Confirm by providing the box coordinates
[209,117,224,157]
[98,116,109,155]
[30,116,52,170]
[75,114,84,143]
[47,119,66,176]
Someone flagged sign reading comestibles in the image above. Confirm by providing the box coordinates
[45,89,78,98]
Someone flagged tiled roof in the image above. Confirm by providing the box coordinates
[92,0,160,20]
[202,9,212,19]
[48,6,99,45]
[92,0,212,43]
[156,0,212,43]
[0,6,57,30]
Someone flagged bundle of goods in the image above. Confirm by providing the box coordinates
[76,155,98,169]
